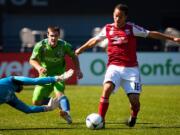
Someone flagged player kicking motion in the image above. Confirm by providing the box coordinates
[75,4,180,128]
[29,26,83,124]
[0,69,74,114]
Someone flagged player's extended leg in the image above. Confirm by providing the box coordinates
[31,69,74,106]
[59,95,70,112]
[98,82,115,123]
[54,82,72,124]
[58,95,72,124]
[32,84,53,105]
[7,94,46,113]
[121,68,141,127]
[127,93,140,127]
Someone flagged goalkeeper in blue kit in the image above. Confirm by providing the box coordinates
[0,69,74,114]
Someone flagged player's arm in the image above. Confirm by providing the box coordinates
[12,71,74,85]
[29,59,47,75]
[12,76,57,85]
[75,27,106,55]
[29,43,47,75]
[71,55,83,79]
[64,42,83,79]
[132,23,180,44]
[75,37,101,55]
[147,31,180,44]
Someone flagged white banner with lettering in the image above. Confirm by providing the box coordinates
[78,53,180,85]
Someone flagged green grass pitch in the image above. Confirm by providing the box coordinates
[0,85,180,135]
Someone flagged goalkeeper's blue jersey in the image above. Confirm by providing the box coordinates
[0,76,56,104]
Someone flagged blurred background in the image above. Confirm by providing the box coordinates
[0,0,180,52]
[0,0,180,84]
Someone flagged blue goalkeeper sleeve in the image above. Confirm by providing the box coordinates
[13,76,57,85]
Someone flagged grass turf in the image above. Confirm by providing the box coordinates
[0,85,180,135]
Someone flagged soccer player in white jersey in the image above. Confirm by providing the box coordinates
[75,3,180,128]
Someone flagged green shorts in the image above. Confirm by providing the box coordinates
[32,81,65,102]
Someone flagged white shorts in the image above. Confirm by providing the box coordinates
[103,65,142,94]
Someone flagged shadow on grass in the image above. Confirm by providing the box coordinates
[0,127,73,131]
[0,122,180,131]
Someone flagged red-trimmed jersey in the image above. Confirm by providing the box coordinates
[95,22,149,67]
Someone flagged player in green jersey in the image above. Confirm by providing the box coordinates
[29,26,83,124]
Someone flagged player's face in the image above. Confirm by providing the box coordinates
[47,31,60,47]
[113,8,127,28]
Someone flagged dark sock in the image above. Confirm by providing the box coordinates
[131,106,140,118]
[41,97,50,105]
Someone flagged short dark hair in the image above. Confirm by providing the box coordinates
[47,26,60,34]
[114,4,128,16]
